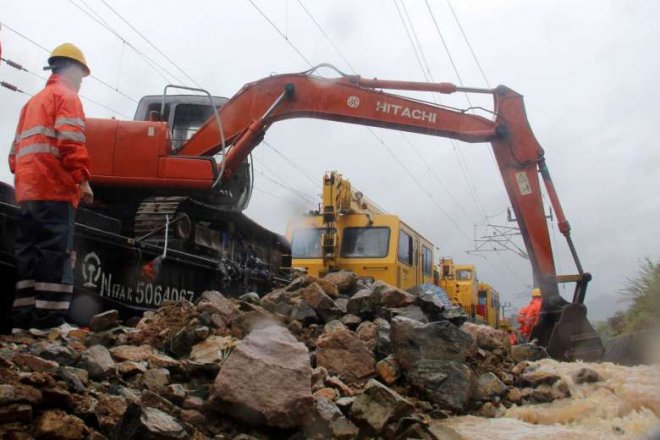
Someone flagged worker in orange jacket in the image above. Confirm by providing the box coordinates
[8,43,93,330]
[517,288,542,341]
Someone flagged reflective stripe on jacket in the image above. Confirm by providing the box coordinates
[8,74,90,208]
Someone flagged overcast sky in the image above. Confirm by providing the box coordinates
[1,0,658,321]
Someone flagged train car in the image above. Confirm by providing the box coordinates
[286,213,435,290]
[477,282,501,328]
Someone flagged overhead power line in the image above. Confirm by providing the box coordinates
[445,0,490,88]
[97,0,204,89]
[246,0,312,67]
[1,53,131,117]
[0,21,138,104]
[67,0,186,85]
[394,0,488,222]
[295,0,356,73]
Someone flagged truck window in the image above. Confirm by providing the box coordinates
[478,291,487,305]
[291,228,324,258]
[456,269,472,280]
[341,227,390,258]
[398,230,413,265]
[422,246,433,275]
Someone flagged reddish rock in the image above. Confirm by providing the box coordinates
[355,321,378,351]
[376,355,401,385]
[148,352,180,369]
[142,368,171,391]
[326,375,354,397]
[95,394,128,432]
[380,287,416,308]
[462,322,509,352]
[117,361,147,376]
[196,290,241,322]
[313,387,339,400]
[109,344,155,362]
[12,353,58,373]
[210,325,313,428]
[305,275,340,299]
[506,387,523,404]
[316,328,376,384]
[302,282,343,322]
[322,271,358,292]
[36,410,88,439]
[189,335,237,365]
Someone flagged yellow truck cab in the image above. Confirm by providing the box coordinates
[286,213,435,290]
[436,258,479,319]
[286,171,436,290]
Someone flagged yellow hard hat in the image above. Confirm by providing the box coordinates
[532,288,542,297]
[48,43,90,76]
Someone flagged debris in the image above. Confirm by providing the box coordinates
[0,272,608,439]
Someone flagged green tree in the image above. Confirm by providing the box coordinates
[619,258,660,333]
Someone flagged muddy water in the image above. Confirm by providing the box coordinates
[436,360,660,439]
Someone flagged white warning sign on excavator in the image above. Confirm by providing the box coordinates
[516,171,532,196]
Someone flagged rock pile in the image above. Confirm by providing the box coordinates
[0,270,578,439]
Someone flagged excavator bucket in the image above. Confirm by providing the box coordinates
[531,303,604,361]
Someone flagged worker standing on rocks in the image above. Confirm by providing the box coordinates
[517,288,543,341]
[7,43,93,330]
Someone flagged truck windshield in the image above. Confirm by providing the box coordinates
[291,228,324,258]
[456,269,472,280]
[341,227,390,258]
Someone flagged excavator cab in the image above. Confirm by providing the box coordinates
[133,95,228,152]
[127,94,254,212]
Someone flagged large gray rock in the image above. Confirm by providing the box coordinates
[350,379,413,433]
[391,317,473,369]
[346,287,382,318]
[474,372,507,401]
[196,290,240,323]
[304,397,359,440]
[82,345,115,380]
[89,309,120,332]
[384,305,429,323]
[316,327,376,384]
[407,360,475,412]
[210,325,313,428]
[511,343,548,363]
[112,404,186,439]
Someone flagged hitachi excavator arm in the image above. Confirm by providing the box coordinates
[178,65,603,360]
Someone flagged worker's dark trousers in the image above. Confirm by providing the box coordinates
[12,201,75,329]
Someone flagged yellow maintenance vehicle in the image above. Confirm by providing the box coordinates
[436,258,479,319]
[286,171,435,290]
[477,282,501,328]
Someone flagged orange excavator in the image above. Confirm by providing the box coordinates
[2,64,602,360]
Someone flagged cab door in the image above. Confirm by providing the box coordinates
[397,229,414,289]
